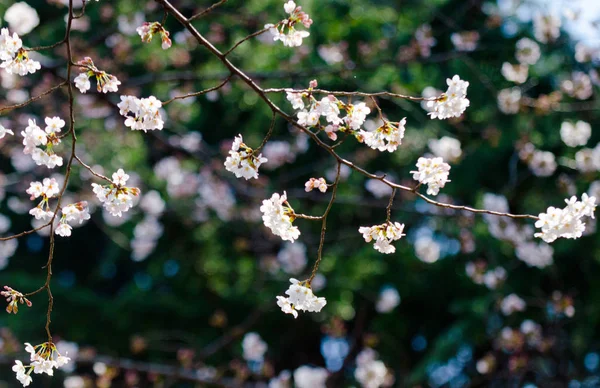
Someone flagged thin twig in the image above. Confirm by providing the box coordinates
[223,27,271,57]
[309,161,341,284]
[188,0,228,21]
[0,82,67,114]
[162,74,233,105]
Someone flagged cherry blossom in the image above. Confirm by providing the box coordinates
[224,134,268,180]
[359,222,406,254]
[427,75,470,120]
[411,157,451,196]
[260,192,300,242]
[276,278,326,318]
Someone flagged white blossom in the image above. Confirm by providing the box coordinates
[74,73,91,93]
[533,13,561,44]
[117,95,164,131]
[224,134,268,180]
[414,236,441,263]
[501,62,528,84]
[305,177,327,193]
[516,242,554,268]
[560,121,591,147]
[411,157,451,196]
[91,169,140,217]
[359,222,405,254]
[277,242,307,275]
[260,192,300,242]
[497,87,521,114]
[528,150,556,177]
[4,3,39,35]
[242,332,268,362]
[276,278,327,318]
[428,136,462,163]
[0,124,14,139]
[534,194,596,242]
[427,75,470,120]
[359,118,406,152]
[500,294,526,315]
[375,287,400,313]
[293,366,328,388]
[515,38,541,65]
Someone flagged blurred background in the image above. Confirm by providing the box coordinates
[0,0,599,386]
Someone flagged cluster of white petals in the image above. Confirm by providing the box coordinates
[118,95,164,131]
[224,134,268,180]
[375,287,400,313]
[304,177,327,193]
[411,157,451,196]
[359,118,406,152]
[427,75,470,119]
[260,192,300,242]
[91,169,141,217]
[13,342,71,386]
[358,222,406,254]
[501,62,528,84]
[0,28,40,76]
[265,1,312,47]
[276,278,326,318]
[26,178,60,221]
[515,38,541,65]
[21,118,64,168]
[355,348,391,388]
[241,332,268,362]
[56,201,91,237]
[534,194,596,243]
[500,294,526,316]
[560,120,591,147]
[73,57,121,94]
[516,241,554,268]
[428,136,462,163]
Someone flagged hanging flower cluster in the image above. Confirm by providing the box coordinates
[265,1,312,47]
[359,222,406,254]
[534,194,596,243]
[21,118,64,169]
[224,134,268,180]
[411,157,451,196]
[426,75,470,119]
[1,286,32,314]
[73,57,121,93]
[12,342,71,387]
[26,177,60,221]
[136,21,172,49]
[55,201,91,237]
[0,28,40,76]
[91,169,141,217]
[260,192,300,242]
[304,177,327,193]
[276,278,326,318]
[117,95,164,131]
[358,118,407,152]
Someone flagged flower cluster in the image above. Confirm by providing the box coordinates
[355,348,392,388]
[224,134,268,180]
[136,21,172,49]
[411,157,451,196]
[358,118,406,152]
[260,192,300,242]
[304,177,327,193]
[117,95,164,131]
[241,332,268,362]
[265,1,312,47]
[13,342,71,386]
[276,278,326,318]
[426,75,470,120]
[21,118,64,169]
[534,194,596,243]
[0,28,40,76]
[466,262,507,290]
[73,57,121,93]
[1,286,31,314]
[358,222,406,254]
[91,169,141,217]
[56,202,91,237]
[26,178,60,221]
[500,294,526,316]
[560,120,591,147]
